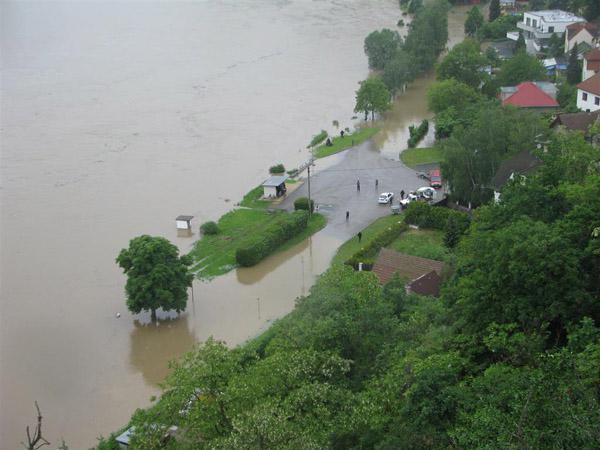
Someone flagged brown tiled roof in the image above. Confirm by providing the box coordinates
[372,248,444,285]
[551,111,600,133]
[583,49,600,62]
[567,22,597,41]
[406,270,442,297]
[577,72,600,96]
[491,150,543,190]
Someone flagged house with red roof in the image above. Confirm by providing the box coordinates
[564,22,597,54]
[582,49,600,81]
[500,81,559,111]
[577,72,600,112]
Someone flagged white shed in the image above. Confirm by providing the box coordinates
[175,215,194,237]
[262,175,289,198]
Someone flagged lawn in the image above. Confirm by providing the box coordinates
[331,214,403,266]
[389,228,449,261]
[239,185,270,209]
[189,209,326,279]
[313,127,380,159]
[400,146,444,169]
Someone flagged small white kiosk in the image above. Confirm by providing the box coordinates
[175,215,194,237]
[262,175,288,199]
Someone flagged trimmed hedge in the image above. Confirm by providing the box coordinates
[346,221,409,268]
[236,211,309,267]
[294,197,314,213]
[404,202,470,234]
[269,164,285,174]
[200,221,220,235]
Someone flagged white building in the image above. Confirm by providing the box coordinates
[576,73,600,112]
[517,10,585,52]
[582,49,600,81]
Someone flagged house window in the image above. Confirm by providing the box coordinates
[596,97,600,106]
[526,17,531,26]
[548,26,554,33]
[532,20,537,27]
[582,92,588,101]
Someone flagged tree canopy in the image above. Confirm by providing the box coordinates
[116,235,193,321]
[464,6,484,37]
[354,76,391,121]
[498,51,546,86]
[364,29,402,71]
[436,39,489,88]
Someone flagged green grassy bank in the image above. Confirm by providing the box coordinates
[313,127,380,159]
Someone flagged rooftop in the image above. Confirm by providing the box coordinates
[501,82,559,108]
[491,150,543,190]
[583,49,600,62]
[262,175,289,187]
[406,270,443,298]
[566,22,597,40]
[577,72,600,95]
[551,111,600,133]
[526,10,585,23]
[372,248,444,285]
[175,215,194,221]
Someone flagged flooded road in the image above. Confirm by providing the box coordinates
[1,2,467,448]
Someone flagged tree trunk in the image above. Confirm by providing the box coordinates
[364,110,368,121]
[151,308,157,322]
[371,110,375,121]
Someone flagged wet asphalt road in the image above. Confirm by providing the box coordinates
[278,139,433,240]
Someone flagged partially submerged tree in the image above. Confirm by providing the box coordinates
[436,39,489,88]
[354,77,391,121]
[364,29,402,70]
[22,402,50,450]
[464,6,484,37]
[116,235,193,321]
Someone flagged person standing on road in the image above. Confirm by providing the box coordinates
[346,211,350,221]
[400,189,405,199]
[375,179,379,189]
[357,179,360,191]
[358,232,362,242]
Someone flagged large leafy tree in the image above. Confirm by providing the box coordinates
[363,29,401,70]
[436,39,489,88]
[427,79,483,114]
[382,49,416,94]
[498,51,546,85]
[116,235,193,321]
[354,76,391,121]
[464,6,484,37]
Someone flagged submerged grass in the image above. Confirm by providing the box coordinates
[189,209,326,279]
[313,127,380,159]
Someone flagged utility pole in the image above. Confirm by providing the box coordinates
[307,164,312,216]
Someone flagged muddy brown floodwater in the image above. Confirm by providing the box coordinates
[0,2,468,448]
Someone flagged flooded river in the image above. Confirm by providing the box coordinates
[1,2,467,447]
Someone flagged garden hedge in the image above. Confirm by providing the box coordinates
[236,210,309,267]
[346,221,408,268]
[404,202,470,233]
[294,197,314,213]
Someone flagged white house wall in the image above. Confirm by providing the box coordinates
[577,89,600,112]
[565,29,594,53]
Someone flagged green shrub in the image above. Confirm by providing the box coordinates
[200,221,220,235]
[236,211,309,267]
[346,221,409,268]
[269,164,285,174]
[307,130,328,148]
[294,197,314,213]
[404,202,470,234]
[407,119,429,148]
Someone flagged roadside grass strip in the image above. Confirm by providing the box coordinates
[400,146,444,168]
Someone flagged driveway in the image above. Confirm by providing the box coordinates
[277,139,430,241]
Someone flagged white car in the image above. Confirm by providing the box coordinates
[416,186,436,200]
[378,192,394,204]
[399,192,418,207]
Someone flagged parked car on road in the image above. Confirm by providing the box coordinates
[429,169,442,188]
[378,192,394,204]
[417,186,436,200]
[399,192,418,208]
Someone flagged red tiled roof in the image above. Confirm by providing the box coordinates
[372,248,444,285]
[502,82,559,108]
[577,72,600,96]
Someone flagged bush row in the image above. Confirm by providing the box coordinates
[407,119,429,148]
[346,221,409,268]
[307,130,328,148]
[404,202,470,234]
[236,211,309,267]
